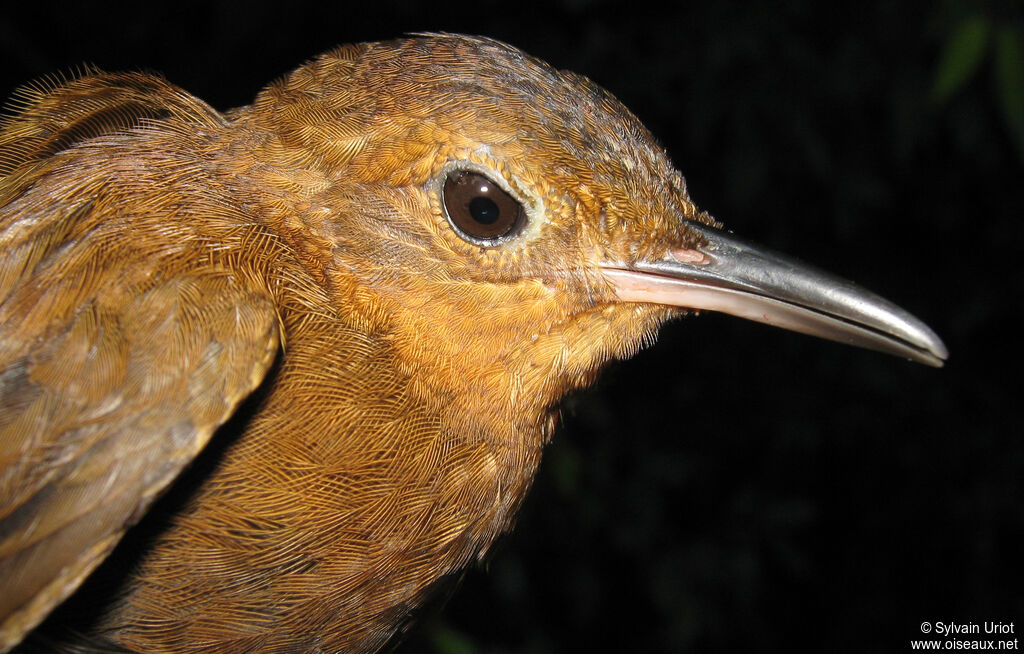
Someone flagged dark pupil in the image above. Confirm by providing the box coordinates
[469,196,500,225]
[442,170,525,242]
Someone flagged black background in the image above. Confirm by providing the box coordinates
[2,1,1020,652]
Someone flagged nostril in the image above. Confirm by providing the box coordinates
[669,248,711,265]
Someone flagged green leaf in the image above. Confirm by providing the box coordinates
[994,26,1024,159]
[932,15,990,103]
[430,624,477,654]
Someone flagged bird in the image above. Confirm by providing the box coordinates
[0,33,946,653]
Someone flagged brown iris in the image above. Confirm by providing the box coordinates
[442,170,526,243]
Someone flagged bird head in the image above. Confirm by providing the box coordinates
[0,33,948,654]
[228,33,945,427]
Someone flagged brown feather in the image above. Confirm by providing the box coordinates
[1,34,712,653]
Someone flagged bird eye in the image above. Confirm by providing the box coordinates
[442,170,526,243]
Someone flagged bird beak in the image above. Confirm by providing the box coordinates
[600,221,948,367]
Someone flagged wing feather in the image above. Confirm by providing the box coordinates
[0,71,281,651]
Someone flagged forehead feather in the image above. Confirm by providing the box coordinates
[262,34,674,189]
